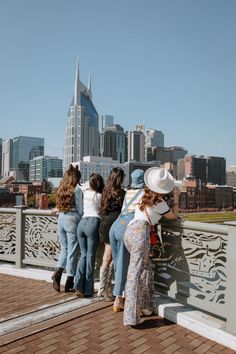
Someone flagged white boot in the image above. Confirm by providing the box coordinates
[98,267,114,302]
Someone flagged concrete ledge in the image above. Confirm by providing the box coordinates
[155,294,236,351]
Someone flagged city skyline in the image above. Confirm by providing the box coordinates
[0,0,235,167]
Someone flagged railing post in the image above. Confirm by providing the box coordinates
[225,221,236,334]
[15,206,27,268]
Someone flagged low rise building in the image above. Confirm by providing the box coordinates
[29,156,63,182]
[73,156,129,186]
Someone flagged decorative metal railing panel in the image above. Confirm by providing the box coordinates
[24,215,59,265]
[0,211,16,260]
[152,223,227,318]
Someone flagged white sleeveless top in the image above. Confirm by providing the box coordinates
[130,200,170,225]
[82,190,102,218]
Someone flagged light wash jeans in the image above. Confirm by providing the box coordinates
[74,217,100,296]
[109,212,134,296]
[57,212,81,276]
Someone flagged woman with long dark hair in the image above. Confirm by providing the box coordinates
[74,173,104,298]
[123,167,178,327]
[98,167,126,301]
[52,164,83,292]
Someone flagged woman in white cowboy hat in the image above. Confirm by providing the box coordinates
[123,167,179,327]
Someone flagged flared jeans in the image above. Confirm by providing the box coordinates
[123,220,154,326]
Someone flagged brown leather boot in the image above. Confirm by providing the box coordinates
[65,276,74,292]
[52,268,63,292]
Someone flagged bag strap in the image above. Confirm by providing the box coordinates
[144,207,158,245]
[123,189,143,214]
[144,207,164,246]
[144,207,155,229]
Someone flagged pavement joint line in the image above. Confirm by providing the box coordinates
[0,295,76,324]
[0,302,112,347]
[0,296,100,336]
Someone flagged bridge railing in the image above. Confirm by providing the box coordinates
[0,206,236,333]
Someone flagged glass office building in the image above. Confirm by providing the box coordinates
[64,61,99,169]
[29,156,63,182]
[12,136,44,180]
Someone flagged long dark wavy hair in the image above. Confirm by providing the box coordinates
[56,165,81,212]
[139,187,163,211]
[89,173,104,194]
[99,167,125,215]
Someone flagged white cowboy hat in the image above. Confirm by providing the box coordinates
[144,167,174,194]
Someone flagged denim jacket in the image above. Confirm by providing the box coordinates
[68,185,84,217]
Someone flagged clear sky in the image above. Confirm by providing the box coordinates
[0,0,235,167]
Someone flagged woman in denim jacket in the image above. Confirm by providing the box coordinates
[109,169,145,312]
[52,165,83,292]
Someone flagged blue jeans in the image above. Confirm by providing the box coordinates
[57,212,81,276]
[109,213,134,296]
[74,217,100,296]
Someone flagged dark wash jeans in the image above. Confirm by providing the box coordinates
[74,217,100,296]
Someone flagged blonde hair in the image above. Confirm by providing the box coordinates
[56,165,81,212]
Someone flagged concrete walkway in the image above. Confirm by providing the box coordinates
[0,268,235,353]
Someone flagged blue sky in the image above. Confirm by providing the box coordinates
[0,0,235,167]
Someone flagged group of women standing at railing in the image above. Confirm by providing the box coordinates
[51,164,178,327]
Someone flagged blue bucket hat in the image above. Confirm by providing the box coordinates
[131,169,145,188]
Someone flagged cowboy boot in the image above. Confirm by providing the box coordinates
[52,267,63,292]
[65,276,74,292]
[98,267,114,302]
[107,263,114,299]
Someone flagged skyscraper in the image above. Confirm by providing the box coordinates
[145,129,164,148]
[29,156,63,182]
[2,139,13,177]
[145,129,164,161]
[207,156,226,185]
[64,60,99,168]
[12,136,44,180]
[100,124,126,163]
[0,138,2,177]
[177,155,226,185]
[179,155,207,182]
[99,115,114,133]
[128,130,145,162]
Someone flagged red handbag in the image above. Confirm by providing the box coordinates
[144,208,158,245]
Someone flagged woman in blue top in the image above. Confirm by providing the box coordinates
[51,164,83,293]
[109,169,145,312]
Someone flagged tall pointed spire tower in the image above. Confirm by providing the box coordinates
[87,70,92,101]
[74,58,80,106]
[64,60,99,169]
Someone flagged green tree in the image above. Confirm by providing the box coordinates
[48,193,57,208]
[27,195,36,208]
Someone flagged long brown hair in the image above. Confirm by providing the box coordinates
[89,173,104,194]
[56,165,81,212]
[100,167,125,215]
[139,187,163,211]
